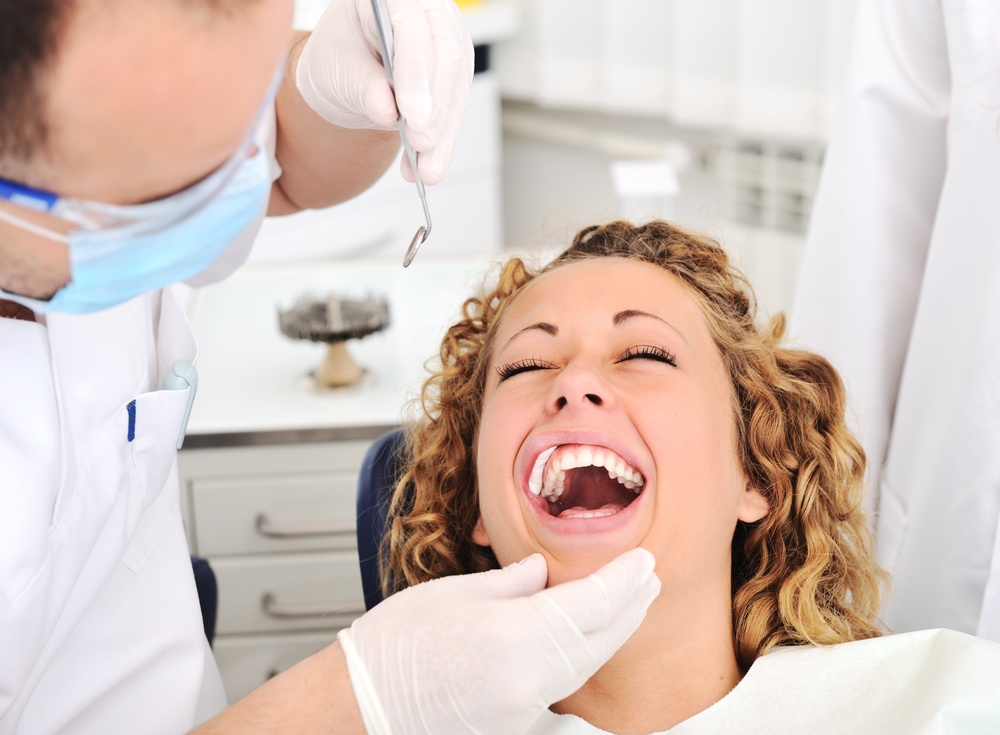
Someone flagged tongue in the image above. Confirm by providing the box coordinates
[550,466,632,517]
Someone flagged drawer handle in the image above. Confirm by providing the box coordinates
[261,593,365,620]
[255,514,355,539]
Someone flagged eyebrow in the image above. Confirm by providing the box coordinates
[501,309,690,351]
[612,309,690,345]
[502,322,558,351]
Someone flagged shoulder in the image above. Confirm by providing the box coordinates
[758,628,1000,673]
[528,632,1000,734]
[731,630,1000,732]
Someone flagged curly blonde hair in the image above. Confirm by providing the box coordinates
[384,220,886,669]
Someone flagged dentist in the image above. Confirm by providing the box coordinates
[0,1,659,733]
[791,0,1000,640]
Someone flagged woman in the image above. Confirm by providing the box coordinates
[383,220,1000,733]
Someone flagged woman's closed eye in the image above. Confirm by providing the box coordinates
[496,357,556,382]
[496,345,676,383]
[615,344,677,366]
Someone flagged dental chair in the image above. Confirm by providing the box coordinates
[191,555,218,647]
[355,428,409,611]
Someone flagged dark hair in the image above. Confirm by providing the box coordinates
[0,0,260,174]
[0,0,70,169]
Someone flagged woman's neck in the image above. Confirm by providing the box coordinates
[552,589,741,735]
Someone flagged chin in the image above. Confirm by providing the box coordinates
[541,541,644,588]
[519,480,655,589]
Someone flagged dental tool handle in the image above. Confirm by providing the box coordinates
[374,1,424,198]
[371,0,431,267]
[371,0,395,77]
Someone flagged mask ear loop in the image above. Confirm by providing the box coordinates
[0,206,70,243]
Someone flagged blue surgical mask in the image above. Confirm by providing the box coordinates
[0,70,280,315]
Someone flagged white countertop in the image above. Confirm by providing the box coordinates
[183,253,510,444]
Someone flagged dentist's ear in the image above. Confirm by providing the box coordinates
[472,516,491,546]
[738,482,770,524]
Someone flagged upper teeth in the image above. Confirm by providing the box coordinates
[527,445,645,502]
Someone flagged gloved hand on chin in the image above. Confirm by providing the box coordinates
[338,548,661,735]
[295,0,474,185]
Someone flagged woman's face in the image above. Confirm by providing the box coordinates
[474,257,768,589]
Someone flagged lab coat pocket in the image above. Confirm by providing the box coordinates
[874,477,908,575]
[126,387,190,504]
[73,387,189,565]
[119,387,191,572]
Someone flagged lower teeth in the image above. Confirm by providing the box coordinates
[557,506,623,519]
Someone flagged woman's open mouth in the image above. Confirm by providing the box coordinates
[526,443,646,519]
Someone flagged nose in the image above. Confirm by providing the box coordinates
[547,363,614,415]
[554,394,602,410]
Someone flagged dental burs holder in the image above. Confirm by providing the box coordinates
[371,0,432,268]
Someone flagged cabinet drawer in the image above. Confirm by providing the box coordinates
[191,470,359,556]
[214,630,340,704]
[179,440,374,556]
[213,551,365,635]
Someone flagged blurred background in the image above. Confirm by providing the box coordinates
[180,1,864,701]
[265,0,859,318]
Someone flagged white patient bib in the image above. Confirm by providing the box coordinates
[530,630,1000,734]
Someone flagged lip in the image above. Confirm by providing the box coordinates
[517,429,652,535]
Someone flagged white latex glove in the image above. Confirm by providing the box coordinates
[338,548,660,735]
[296,0,474,185]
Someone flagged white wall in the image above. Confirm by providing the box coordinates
[499,109,804,321]
[495,0,857,139]
[279,0,858,319]
[492,0,860,320]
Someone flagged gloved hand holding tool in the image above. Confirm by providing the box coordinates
[296,0,474,186]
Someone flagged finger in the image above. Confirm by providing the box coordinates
[352,0,402,128]
[578,571,659,665]
[363,74,401,128]
[405,0,471,146]
[387,0,434,131]
[533,548,657,634]
[412,83,463,184]
[434,553,549,600]
[398,152,415,183]
[412,44,471,181]
[532,573,660,706]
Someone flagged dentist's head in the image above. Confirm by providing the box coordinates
[0,0,293,307]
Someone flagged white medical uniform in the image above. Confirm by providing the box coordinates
[529,629,1000,734]
[790,0,1000,639]
[0,119,277,733]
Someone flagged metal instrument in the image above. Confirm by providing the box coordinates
[371,0,432,267]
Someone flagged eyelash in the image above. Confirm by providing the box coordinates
[615,344,677,366]
[496,345,677,382]
[495,357,554,382]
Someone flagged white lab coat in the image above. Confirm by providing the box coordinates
[0,290,226,733]
[0,113,278,731]
[528,629,1000,734]
[790,0,1000,639]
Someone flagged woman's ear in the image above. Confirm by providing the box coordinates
[738,481,769,523]
[472,516,491,546]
